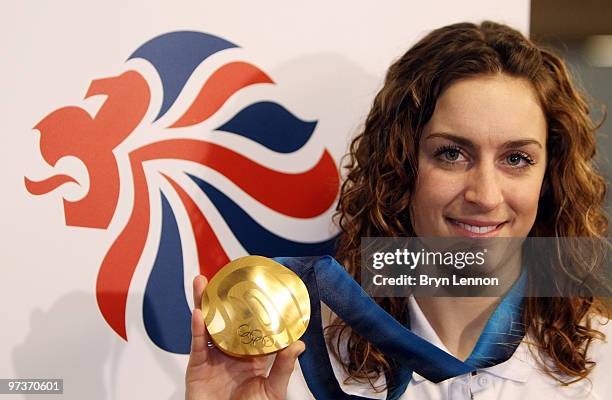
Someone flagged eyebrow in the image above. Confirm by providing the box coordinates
[425,132,543,150]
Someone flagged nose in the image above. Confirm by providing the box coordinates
[463,162,504,211]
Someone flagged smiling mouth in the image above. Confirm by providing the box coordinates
[446,218,507,236]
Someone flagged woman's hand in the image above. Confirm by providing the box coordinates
[185,275,305,400]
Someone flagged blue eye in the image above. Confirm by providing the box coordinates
[507,154,522,166]
[443,149,460,161]
[434,145,464,163]
[433,145,536,170]
[505,152,535,168]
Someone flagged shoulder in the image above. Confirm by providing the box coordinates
[516,315,612,399]
[403,323,612,400]
[584,315,612,397]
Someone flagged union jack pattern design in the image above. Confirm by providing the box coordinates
[25,31,339,353]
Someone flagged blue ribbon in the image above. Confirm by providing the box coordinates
[273,256,526,400]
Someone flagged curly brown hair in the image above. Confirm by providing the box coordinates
[329,21,610,389]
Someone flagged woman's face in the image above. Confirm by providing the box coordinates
[411,73,547,238]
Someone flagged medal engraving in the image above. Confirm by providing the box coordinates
[201,256,310,357]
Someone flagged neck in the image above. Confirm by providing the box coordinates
[415,248,523,360]
[414,296,500,360]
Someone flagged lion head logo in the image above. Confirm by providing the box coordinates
[25,31,339,353]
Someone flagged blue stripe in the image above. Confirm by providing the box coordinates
[129,31,237,121]
[216,101,317,153]
[143,191,192,354]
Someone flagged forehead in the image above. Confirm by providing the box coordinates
[423,74,547,145]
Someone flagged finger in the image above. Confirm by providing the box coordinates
[265,340,305,398]
[192,275,207,310]
[187,308,210,368]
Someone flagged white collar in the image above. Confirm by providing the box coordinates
[407,296,533,384]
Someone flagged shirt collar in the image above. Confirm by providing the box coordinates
[407,296,532,384]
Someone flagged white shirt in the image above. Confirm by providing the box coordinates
[286,298,612,399]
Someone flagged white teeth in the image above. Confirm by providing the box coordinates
[455,221,497,233]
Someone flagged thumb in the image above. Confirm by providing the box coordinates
[265,340,305,398]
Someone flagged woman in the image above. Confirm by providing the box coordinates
[185,21,611,399]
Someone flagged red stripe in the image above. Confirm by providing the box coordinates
[95,159,150,340]
[163,174,230,278]
[170,62,273,128]
[132,139,339,218]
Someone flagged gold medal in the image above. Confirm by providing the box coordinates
[201,255,311,357]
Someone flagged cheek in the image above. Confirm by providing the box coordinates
[503,163,546,225]
[415,167,465,202]
[504,180,542,224]
[412,166,464,225]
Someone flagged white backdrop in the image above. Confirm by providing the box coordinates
[1,1,528,399]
